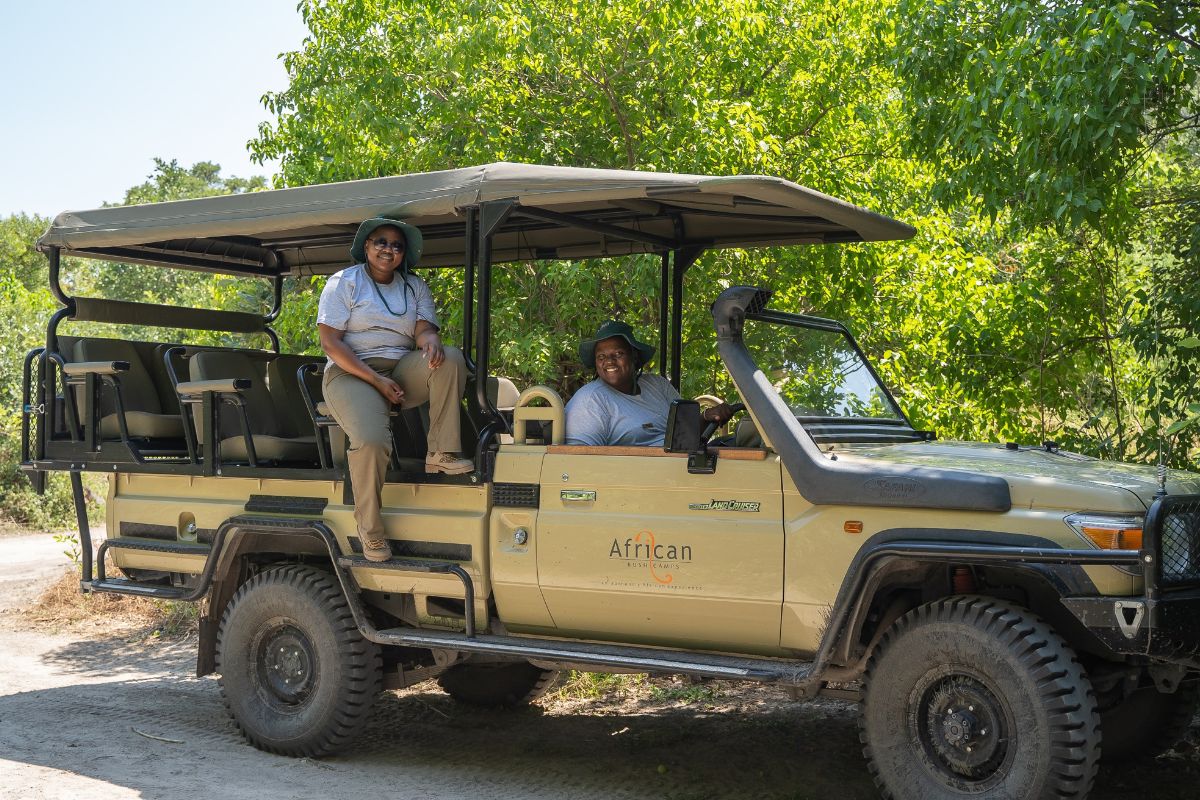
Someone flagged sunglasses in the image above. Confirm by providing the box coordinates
[370,237,406,252]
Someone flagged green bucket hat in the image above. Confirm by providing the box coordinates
[579,320,656,370]
[350,217,424,271]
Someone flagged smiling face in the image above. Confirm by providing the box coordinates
[593,336,637,394]
[364,224,406,282]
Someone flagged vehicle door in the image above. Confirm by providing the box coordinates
[535,446,785,655]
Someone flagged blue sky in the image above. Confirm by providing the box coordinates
[0,0,310,218]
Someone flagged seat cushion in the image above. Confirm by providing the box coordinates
[100,411,184,440]
[218,434,318,463]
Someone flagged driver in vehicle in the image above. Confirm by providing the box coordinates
[564,319,734,446]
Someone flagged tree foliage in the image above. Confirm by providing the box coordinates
[247,0,1200,466]
[892,0,1199,229]
[0,160,269,529]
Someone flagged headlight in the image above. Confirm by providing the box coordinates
[1064,513,1144,550]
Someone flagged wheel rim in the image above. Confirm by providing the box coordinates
[911,669,1013,788]
[254,622,317,707]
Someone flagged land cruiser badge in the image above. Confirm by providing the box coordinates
[688,498,761,512]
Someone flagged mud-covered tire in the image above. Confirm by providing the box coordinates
[216,564,381,757]
[437,661,559,707]
[1100,681,1200,762]
[860,596,1100,799]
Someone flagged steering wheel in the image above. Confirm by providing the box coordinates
[701,402,746,442]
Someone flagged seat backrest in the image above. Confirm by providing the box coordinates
[488,376,520,411]
[72,338,162,415]
[266,354,324,438]
[190,350,279,439]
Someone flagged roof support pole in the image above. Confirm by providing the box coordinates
[658,251,670,377]
[47,246,72,308]
[473,200,517,457]
[462,206,477,367]
[264,275,283,322]
[669,246,704,390]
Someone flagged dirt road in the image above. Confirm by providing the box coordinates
[1,532,1198,800]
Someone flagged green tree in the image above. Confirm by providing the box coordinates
[0,160,270,529]
[891,0,1199,229]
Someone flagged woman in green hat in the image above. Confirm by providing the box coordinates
[564,319,733,447]
[317,218,472,562]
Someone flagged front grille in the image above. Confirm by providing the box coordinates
[1151,496,1200,588]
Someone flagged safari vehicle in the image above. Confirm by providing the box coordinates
[21,163,1200,799]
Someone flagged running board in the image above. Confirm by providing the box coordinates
[368,627,815,685]
[85,537,212,599]
[85,578,194,599]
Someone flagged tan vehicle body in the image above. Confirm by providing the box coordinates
[111,433,1185,654]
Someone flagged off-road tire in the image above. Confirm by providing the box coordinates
[1100,681,1200,762]
[216,564,381,756]
[437,661,559,707]
[860,596,1100,799]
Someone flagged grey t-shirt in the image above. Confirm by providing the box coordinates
[316,264,439,361]
[564,373,681,446]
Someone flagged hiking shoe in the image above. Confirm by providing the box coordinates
[362,537,392,562]
[425,452,473,475]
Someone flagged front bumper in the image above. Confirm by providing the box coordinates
[1061,494,1200,668]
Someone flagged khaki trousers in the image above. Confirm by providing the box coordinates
[322,347,467,539]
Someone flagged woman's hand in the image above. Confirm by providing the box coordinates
[415,321,445,368]
[373,374,405,404]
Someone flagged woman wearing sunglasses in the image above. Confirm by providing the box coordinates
[317,217,472,562]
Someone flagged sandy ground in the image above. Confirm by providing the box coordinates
[1,531,1199,800]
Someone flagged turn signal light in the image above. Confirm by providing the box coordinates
[1065,513,1144,551]
[1079,525,1143,550]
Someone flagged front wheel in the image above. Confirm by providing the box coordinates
[860,596,1100,799]
[216,564,381,757]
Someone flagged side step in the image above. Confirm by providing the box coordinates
[368,627,815,685]
[85,537,212,600]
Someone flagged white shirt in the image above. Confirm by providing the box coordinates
[316,264,438,361]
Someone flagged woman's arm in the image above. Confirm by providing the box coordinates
[318,323,404,403]
[414,319,446,368]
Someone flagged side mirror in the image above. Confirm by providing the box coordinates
[665,399,717,474]
[665,399,703,453]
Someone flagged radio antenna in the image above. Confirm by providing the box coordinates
[1153,243,1168,499]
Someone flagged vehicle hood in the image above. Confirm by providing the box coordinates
[838,440,1200,512]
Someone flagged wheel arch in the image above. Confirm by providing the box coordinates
[197,522,342,677]
[818,528,1107,681]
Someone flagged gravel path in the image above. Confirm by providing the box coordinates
[1,531,1198,799]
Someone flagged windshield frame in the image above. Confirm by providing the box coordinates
[744,307,915,432]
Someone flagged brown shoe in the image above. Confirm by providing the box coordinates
[425,452,473,475]
[362,537,392,562]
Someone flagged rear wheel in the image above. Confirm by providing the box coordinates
[437,661,559,707]
[860,596,1100,799]
[216,564,381,756]
[1100,681,1200,762]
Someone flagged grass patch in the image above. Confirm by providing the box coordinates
[648,681,723,704]
[22,564,201,641]
[545,671,646,703]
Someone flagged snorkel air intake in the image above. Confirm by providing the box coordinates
[713,286,1011,512]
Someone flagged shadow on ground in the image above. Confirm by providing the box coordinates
[3,631,1199,800]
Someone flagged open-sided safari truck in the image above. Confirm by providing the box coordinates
[22,163,1200,799]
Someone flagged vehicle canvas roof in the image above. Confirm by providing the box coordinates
[37,162,915,277]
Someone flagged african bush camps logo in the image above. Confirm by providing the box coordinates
[609,531,693,585]
[688,498,761,512]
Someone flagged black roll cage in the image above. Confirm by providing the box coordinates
[22,198,708,484]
